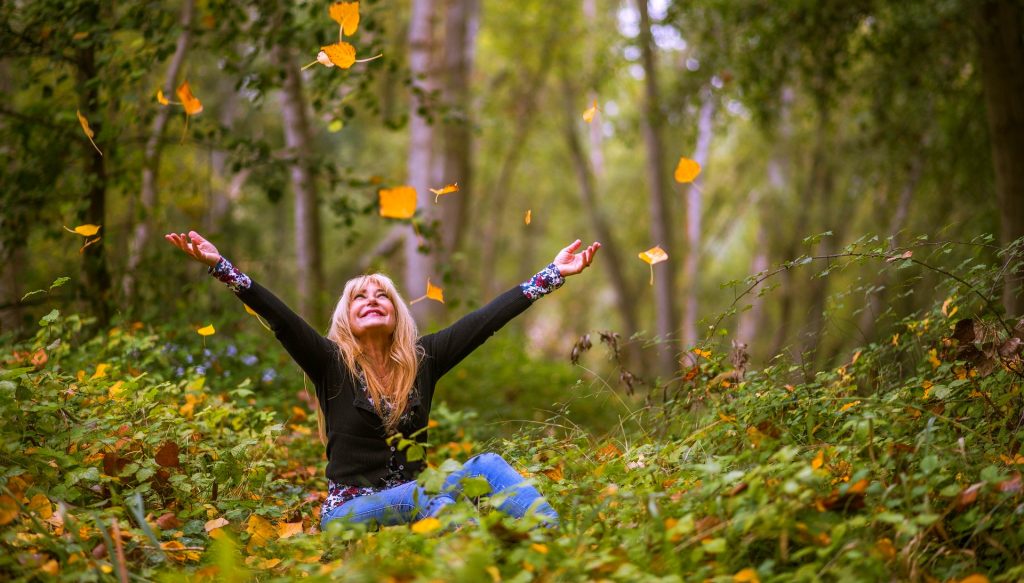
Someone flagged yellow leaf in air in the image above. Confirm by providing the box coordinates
[91,363,110,380]
[329,2,361,36]
[321,42,357,69]
[197,324,216,336]
[811,450,825,469]
[582,100,599,123]
[674,156,701,183]
[278,521,304,539]
[524,209,532,225]
[733,568,761,583]
[426,279,444,303]
[64,224,101,237]
[76,110,103,156]
[639,246,668,265]
[430,183,459,203]
[176,81,203,115]
[411,517,441,534]
[157,89,169,105]
[639,245,668,286]
[379,186,417,219]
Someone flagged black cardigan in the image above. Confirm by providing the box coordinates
[236,281,533,487]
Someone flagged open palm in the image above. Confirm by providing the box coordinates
[164,231,222,267]
[552,239,601,277]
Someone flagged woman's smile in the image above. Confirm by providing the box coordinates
[349,282,396,337]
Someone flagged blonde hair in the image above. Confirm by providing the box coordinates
[312,274,421,439]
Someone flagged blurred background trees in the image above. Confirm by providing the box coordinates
[2,0,1021,383]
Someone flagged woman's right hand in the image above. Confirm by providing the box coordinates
[165,230,222,268]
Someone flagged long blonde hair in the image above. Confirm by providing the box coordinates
[315,274,421,438]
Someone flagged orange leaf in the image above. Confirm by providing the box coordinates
[28,493,52,519]
[638,246,668,265]
[176,81,203,115]
[328,2,360,36]
[530,543,548,554]
[0,495,17,526]
[430,183,459,203]
[524,209,532,225]
[157,89,169,105]
[197,324,215,336]
[847,478,869,494]
[155,441,180,468]
[379,186,417,219]
[76,110,103,156]
[246,514,277,552]
[425,279,444,303]
[320,42,357,69]
[811,450,825,470]
[90,363,110,380]
[161,540,201,562]
[64,224,101,237]
[674,157,701,183]
[410,517,441,534]
[278,521,303,539]
[582,100,599,123]
[958,576,990,583]
[733,568,760,583]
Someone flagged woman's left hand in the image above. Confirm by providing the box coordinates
[553,239,601,277]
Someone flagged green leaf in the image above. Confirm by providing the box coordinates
[405,443,425,461]
[39,309,60,326]
[20,289,46,302]
[49,277,70,290]
[460,476,491,498]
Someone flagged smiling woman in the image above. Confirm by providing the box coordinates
[165,230,600,533]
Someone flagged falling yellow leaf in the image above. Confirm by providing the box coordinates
[639,246,668,286]
[64,224,101,237]
[379,186,417,219]
[733,568,761,583]
[328,2,361,37]
[524,209,532,225]
[426,279,444,303]
[582,100,599,123]
[430,183,459,203]
[411,517,441,534]
[674,156,701,183]
[76,110,103,156]
[176,81,203,115]
[321,42,356,68]
[812,450,825,469]
[157,89,170,105]
[197,324,216,336]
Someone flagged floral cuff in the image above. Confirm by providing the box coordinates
[208,257,252,292]
[520,263,565,301]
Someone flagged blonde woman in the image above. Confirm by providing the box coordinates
[165,230,600,531]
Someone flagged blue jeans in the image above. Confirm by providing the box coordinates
[320,452,559,530]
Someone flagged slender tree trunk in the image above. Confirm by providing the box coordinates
[737,225,769,346]
[76,31,112,324]
[681,89,715,354]
[636,0,678,376]
[438,0,479,259]
[124,0,194,304]
[406,0,442,320]
[560,77,640,340]
[274,46,324,323]
[976,0,1024,317]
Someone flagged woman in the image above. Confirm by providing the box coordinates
[165,230,600,531]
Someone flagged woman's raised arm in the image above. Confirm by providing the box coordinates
[165,230,335,382]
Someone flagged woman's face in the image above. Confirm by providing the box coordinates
[348,280,397,340]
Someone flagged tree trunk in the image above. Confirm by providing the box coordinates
[124,0,194,304]
[438,0,479,259]
[406,0,442,321]
[736,224,769,346]
[636,0,678,376]
[273,46,324,324]
[681,89,715,354]
[560,77,640,340]
[76,34,112,324]
[976,0,1024,317]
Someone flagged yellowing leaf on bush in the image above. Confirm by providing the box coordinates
[246,514,277,551]
[674,156,701,183]
[108,380,125,400]
[839,400,861,413]
[91,363,110,380]
[692,347,711,359]
[582,100,599,123]
[329,2,360,36]
[524,209,532,225]
[430,183,459,203]
[278,521,303,539]
[64,224,101,237]
[876,537,897,559]
[197,324,215,336]
[733,568,760,583]
[927,348,941,368]
[176,81,203,116]
[812,450,825,470]
[76,110,103,156]
[379,186,417,219]
[410,517,441,534]
[530,543,548,554]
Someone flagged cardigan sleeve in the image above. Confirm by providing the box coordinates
[210,258,335,383]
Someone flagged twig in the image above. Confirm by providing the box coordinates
[110,518,130,583]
